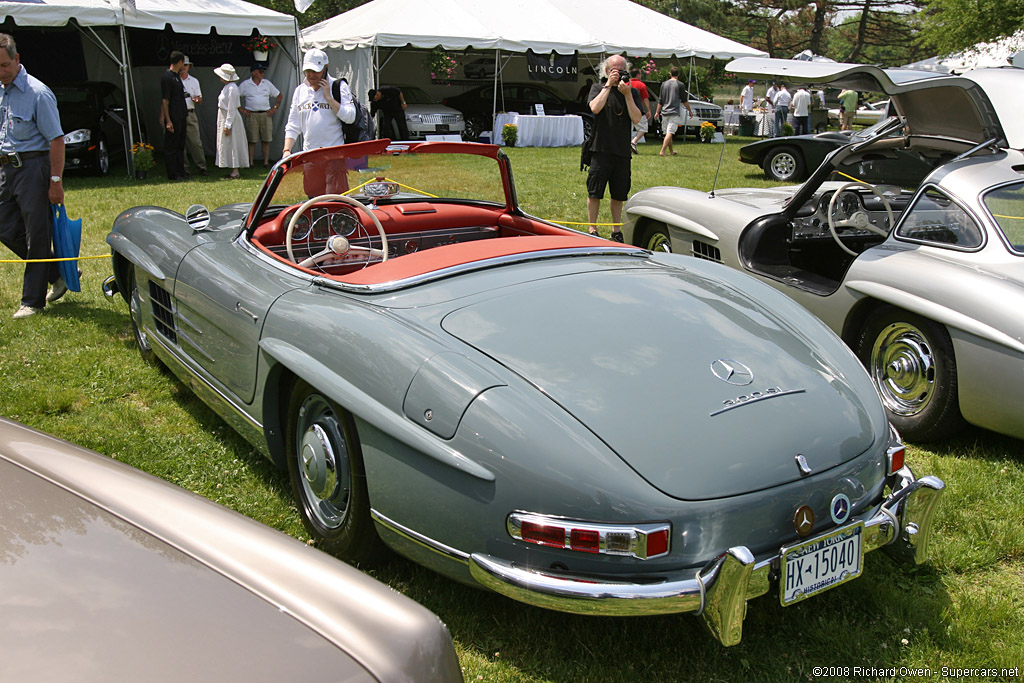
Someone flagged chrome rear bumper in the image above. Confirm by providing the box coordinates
[469,471,944,646]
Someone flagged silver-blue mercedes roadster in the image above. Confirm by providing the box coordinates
[104,139,944,645]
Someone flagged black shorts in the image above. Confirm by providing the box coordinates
[586,151,631,201]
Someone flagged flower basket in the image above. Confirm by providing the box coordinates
[425,48,458,85]
[699,121,716,143]
[131,142,155,175]
[501,123,518,147]
[243,35,276,59]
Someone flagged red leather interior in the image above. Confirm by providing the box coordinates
[251,202,621,285]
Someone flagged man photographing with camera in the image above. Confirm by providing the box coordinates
[585,55,642,242]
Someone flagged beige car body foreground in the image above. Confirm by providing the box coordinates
[0,417,462,683]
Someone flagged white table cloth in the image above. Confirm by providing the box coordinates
[494,113,584,147]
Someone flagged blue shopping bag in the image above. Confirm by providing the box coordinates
[51,203,82,292]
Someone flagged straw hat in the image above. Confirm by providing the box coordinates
[214,63,239,82]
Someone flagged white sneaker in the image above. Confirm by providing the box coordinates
[47,269,80,303]
[13,305,43,319]
[47,276,68,303]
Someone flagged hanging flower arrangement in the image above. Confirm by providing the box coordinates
[243,35,276,53]
[425,47,458,85]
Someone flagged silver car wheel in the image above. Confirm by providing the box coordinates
[96,139,110,176]
[870,321,936,417]
[770,151,797,178]
[295,394,351,530]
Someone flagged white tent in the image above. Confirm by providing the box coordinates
[903,30,1024,73]
[1,0,300,173]
[302,0,765,58]
[301,0,766,122]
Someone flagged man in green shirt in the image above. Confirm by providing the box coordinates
[838,89,859,130]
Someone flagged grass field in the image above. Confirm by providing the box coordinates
[2,138,1022,682]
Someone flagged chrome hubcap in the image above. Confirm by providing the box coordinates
[870,322,935,416]
[296,395,350,529]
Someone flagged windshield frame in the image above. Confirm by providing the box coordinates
[244,140,513,236]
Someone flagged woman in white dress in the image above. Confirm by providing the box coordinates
[213,64,248,179]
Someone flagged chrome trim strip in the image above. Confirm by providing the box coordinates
[371,509,471,565]
[147,331,265,445]
[709,388,806,416]
[311,247,647,294]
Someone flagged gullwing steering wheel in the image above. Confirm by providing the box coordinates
[827,181,894,257]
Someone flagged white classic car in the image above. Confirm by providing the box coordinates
[624,58,1024,442]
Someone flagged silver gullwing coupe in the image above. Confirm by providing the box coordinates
[625,58,1024,443]
[104,139,944,645]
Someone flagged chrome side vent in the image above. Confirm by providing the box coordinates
[148,281,178,343]
[692,240,722,263]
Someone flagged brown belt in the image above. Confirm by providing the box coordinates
[0,150,48,166]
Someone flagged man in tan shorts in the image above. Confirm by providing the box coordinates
[238,65,282,167]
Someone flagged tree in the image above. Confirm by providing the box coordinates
[918,0,1024,53]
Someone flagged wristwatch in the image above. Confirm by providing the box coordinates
[50,175,62,183]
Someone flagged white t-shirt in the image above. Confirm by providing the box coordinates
[792,89,812,117]
[740,84,754,111]
[238,77,281,112]
[773,88,792,109]
[284,76,356,151]
[765,86,777,111]
[181,74,202,111]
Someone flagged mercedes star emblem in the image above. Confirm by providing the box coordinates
[830,494,851,525]
[710,359,754,386]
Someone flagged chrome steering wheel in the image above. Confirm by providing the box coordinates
[285,194,389,269]
[827,181,894,257]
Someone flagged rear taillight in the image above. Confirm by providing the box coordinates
[508,512,670,559]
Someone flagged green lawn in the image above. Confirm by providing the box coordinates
[2,139,1022,683]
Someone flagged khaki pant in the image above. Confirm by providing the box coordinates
[185,110,207,171]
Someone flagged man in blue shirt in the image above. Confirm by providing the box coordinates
[0,33,67,319]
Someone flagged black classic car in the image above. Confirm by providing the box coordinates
[53,81,135,176]
[739,118,938,183]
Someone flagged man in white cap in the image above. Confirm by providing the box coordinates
[283,48,355,155]
[283,48,356,195]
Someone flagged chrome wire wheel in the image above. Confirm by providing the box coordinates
[870,321,937,417]
[294,393,351,531]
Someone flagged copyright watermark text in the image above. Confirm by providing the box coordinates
[810,666,1020,679]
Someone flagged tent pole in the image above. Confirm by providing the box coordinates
[491,48,500,142]
[74,21,136,176]
[119,25,137,176]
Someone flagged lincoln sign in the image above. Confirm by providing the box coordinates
[527,50,578,82]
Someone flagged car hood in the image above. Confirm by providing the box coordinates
[727,57,1021,149]
[441,262,880,501]
[406,103,463,118]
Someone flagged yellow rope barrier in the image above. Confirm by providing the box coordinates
[1,254,110,264]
